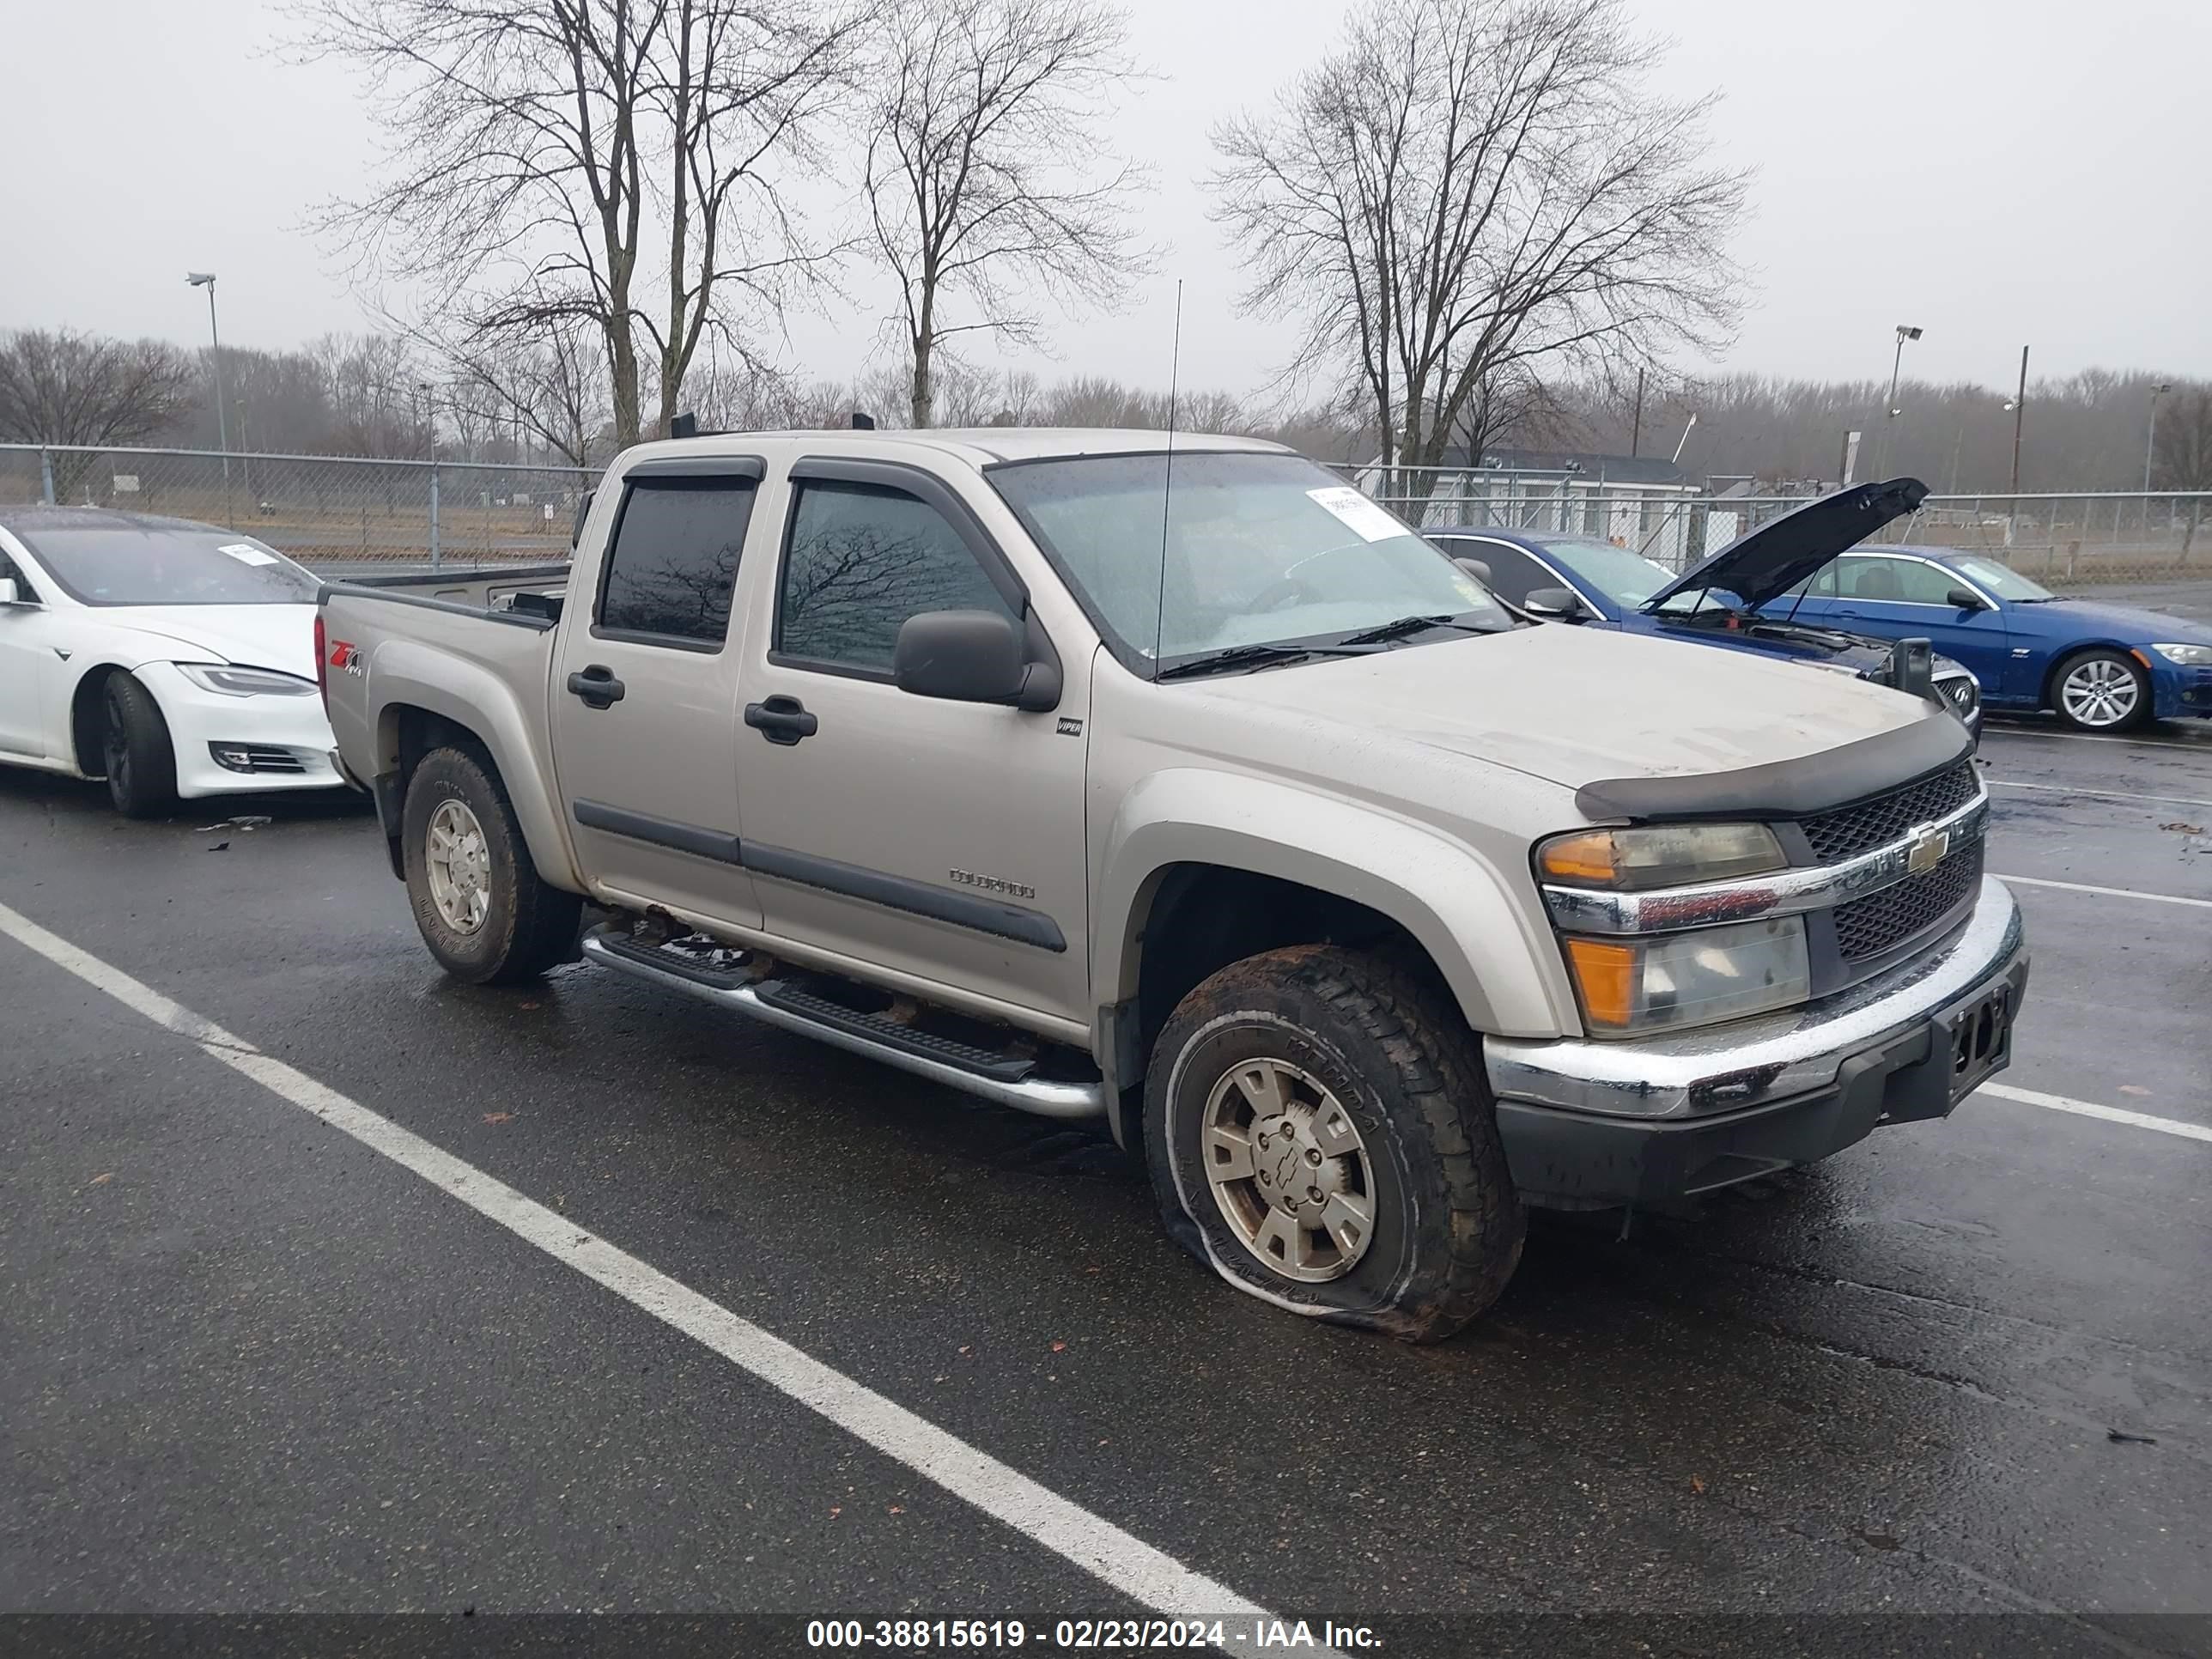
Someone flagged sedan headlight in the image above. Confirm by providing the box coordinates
[2150,642,2212,666]
[1564,916,1811,1036]
[176,663,318,698]
[1537,822,1785,890]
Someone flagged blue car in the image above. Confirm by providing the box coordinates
[1755,539,2212,732]
[1429,478,1984,735]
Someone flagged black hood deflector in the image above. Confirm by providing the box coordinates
[1574,713,1972,824]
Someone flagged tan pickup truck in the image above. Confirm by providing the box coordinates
[318,428,2027,1340]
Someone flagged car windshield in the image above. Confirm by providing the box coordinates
[1530,538,1676,607]
[1948,555,2053,602]
[989,452,1507,672]
[14,520,320,606]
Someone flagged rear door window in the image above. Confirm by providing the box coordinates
[597,477,758,646]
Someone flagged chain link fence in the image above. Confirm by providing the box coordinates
[1331,465,2212,588]
[5,442,2206,592]
[0,444,594,574]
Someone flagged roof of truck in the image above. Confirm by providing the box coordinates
[623,427,1295,470]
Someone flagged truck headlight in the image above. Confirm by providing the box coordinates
[2150,642,2212,666]
[1564,916,1811,1036]
[176,663,318,697]
[1538,823,1785,890]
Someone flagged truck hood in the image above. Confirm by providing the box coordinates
[1181,622,1942,797]
[94,604,320,679]
[1644,477,1930,612]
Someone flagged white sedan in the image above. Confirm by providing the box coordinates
[0,506,344,817]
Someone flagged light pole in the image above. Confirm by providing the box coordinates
[234,398,253,507]
[2145,380,2174,492]
[2007,344,2029,497]
[1878,324,1922,477]
[186,272,232,520]
[1670,411,1698,466]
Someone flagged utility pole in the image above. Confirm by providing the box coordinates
[1630,368,1644,459]
[2145,380,2173,492]
[2008,345,2029,497]
[1878,325,1923,477]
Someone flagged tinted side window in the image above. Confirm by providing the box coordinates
[599,477,757,644]
[1443,540,1548,606]
[777,482,1017,672]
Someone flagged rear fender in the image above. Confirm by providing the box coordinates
[368,640,584,891]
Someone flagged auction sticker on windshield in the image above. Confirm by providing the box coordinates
[218,543,280,566]
[1306,486,1407,544]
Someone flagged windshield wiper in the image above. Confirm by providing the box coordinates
[1333,611,1499,647]
[1154,641,1367,681]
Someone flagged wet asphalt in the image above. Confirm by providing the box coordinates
[1,710,2208,1654]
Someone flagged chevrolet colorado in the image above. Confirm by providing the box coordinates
[319,429,2028,1340]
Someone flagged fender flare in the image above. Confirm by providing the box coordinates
[368,640,586,891]
[1094,769,1575,1044]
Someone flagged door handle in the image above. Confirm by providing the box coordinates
[744,695,818,745]
[567,665,625,708]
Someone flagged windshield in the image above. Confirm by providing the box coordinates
[1529,537,1675,607]
[989,452,1506,671]
[14,520,319,607]
[1948,555,2052,602]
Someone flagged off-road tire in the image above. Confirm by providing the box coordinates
[402,745,581,984]
[1144,944,1524,1342]
[103,672,179,819]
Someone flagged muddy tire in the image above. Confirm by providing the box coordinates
[1144,945,1524,1342]
[102,672,179,819]
[402,745,581,985]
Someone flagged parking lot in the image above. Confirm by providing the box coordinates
[3,708,2208,1656]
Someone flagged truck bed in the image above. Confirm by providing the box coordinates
[323,562,571,617]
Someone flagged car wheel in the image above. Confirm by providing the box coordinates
[1144,945,1524,1342]
[2051,648,2148,732]
[102,673,179,819]
[402,745,582,984]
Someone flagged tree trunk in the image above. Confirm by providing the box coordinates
[607,319,641,449]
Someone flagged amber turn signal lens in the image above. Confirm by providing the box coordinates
[1538,831,1618,884]
[1564,938,1639,1030]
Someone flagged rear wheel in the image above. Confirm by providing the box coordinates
[402,746,581,983]
[102,673,179,819]
[2051,648,2148,732]
[1144,945,1524,1342]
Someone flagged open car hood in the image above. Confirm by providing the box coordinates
[1643,477,1930,613]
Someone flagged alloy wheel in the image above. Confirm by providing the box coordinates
[1200,1056,1376,1283]
[2059,657,2140,728]
[424,798,493,934]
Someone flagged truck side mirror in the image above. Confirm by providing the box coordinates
[894,610,1060,712]
[0,578,19,606]
[1522,586,1583,622]
[1945,586,1988,611]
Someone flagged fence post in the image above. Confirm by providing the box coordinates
[428,462,442,573]
[39,448,55,505]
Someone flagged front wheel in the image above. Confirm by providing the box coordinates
[1144,945,1524,1342]
[2051,648,2149,732]
[401,746,582,984]
[103,672,179,818]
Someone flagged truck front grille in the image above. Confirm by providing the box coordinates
[1800,760,1979,863]
[1832,842,1984,963]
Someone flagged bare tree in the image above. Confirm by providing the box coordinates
[2151,384,2212,559]
[1210,0,1747,496]
[0,330,198,498]
[301,0,860,449]
[445,322,611,466]
[862,0,1150,428]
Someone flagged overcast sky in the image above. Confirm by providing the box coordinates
[4,0,2207,401]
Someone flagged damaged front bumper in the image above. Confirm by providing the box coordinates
[1484,877,2028,1208]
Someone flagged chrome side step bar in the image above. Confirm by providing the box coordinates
[579,926,1105,1121]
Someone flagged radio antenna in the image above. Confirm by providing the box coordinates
[1151,279,1184,678]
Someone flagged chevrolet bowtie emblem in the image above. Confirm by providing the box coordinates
[1907,827,1950,875]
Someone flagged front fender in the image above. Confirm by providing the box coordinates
[368,640,585,891]
[1095,768,1577,1040]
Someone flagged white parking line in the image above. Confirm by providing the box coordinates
[1988,779,2212,811]
[1979,1082,2212,1146]
[1982,727,2212,753]
[1993,872,2212,909]
[0,898,1316,1646]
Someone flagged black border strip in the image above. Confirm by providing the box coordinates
[1574,714,1973,823]
[572,799,743,865]
[568,805,1066,952]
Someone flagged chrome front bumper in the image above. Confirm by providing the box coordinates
[1486,876,2027,1121]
